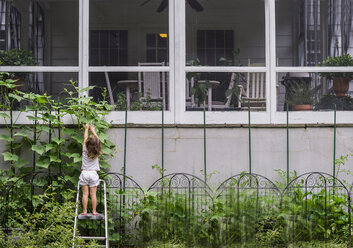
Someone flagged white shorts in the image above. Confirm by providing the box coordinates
[79,171,99,187]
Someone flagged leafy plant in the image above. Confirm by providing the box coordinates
[220,49,244,107]
[285,81,316,106]
[0,78,116,200]
[186,58,209,106]
[0,190,97,248]
[0,49,38,66]
[320,54,353,79]
[315,95,353,110]
[255,215,286,247]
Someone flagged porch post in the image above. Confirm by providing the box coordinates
[174,0,186,124]
[267,0,277,123]
[79,0,89,95]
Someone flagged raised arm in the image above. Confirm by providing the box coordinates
[83,123,89,145]
[90,125,100,141]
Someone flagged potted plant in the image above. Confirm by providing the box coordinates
[186,58,209,109]
[0,48,38,89]
[315,95,353,110]
[320,54,353,96]
[285,81,315,111]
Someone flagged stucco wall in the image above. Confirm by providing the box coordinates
[107,126,353,188]
[0,126,352,188]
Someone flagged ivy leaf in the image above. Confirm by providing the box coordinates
[99,160,110,169]
[68,153,80,158]
[44,144,55,152]
[64,175,77,185]
[8,93,22,102]
[36,157,50,168]
[3,152,18,161]
[0,134,14,142]
[25,105,38,111]
[37,125,51,133]
[14,132,31,138]
[68,153,82,163]
[71,135,82,143]
[0,113,10,119]
[98,132,108,142]
[27,115,42,121]
[101,146,113,155]
[36,96,48,104]
[52,137,65,145]
[63,128,77,136]
[32,145,46,155]
[49,155,61,163]
[14,159,28,168]
[74,157,82,163]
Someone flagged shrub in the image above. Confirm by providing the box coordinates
[0,190,98,248]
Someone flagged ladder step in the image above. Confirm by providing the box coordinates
[76,244,107,247]
[79,236,106,240]
[78,213,105,220]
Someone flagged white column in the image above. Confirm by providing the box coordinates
[267,0,277,123]
[80,0,89,96]
[168,0,175,120]
[174,0,186,124]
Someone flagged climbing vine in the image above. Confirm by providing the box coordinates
[0,73,116,188]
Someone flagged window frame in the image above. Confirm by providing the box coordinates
[0,0,353,125]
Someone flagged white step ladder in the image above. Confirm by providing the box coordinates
[73,179,109,247]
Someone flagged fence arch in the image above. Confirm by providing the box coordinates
[281,172,351,246]
[215,173,281,246]
[144,173,213,246]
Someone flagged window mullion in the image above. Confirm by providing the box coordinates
[268,0,276,123]
[80,0,89,95]
[174,0,185,124]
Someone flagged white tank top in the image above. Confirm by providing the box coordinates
[81,145,100,171]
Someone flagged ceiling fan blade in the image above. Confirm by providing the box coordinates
[140,0,152,6]
[157,0,168,12]
[187,0,204,12]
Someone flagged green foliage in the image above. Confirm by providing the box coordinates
[220,49,245,107]
[186,58,209,106]
[316,95,353,110]
[255,215,286,247]
[285,81,316,106]
[0,190,99,248]
[0,76,116,210]
[115,91,163,111]
[320,54,353,79]
[0,49,38,66]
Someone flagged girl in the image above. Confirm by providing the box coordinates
[78,124,102,215]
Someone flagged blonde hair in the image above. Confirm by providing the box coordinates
[86,134,102,159]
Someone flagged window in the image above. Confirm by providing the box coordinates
[1,0,353,125]
[90,30,128,66]
[146,33,168,63]
[90,30,128,102]
[197,30,234,66]
[28,1,45,94]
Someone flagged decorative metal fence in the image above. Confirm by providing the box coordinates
[215,173,281,246]
[1,171,352,247]
[282,172,351,246]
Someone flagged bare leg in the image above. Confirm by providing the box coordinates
[81,185,89,215]
[90,186,99,215]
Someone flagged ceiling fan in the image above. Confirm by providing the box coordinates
[141,0,204,12]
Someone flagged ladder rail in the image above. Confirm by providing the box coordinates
[73,181,81,247]
[101,179,109,248]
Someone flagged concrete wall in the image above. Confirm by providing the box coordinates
[1,126,352,188]
[107,126,353,188]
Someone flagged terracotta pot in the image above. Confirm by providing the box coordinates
[292,105,313,111]
[332,77,350,96]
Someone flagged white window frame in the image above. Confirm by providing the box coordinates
[0,0,353,125]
